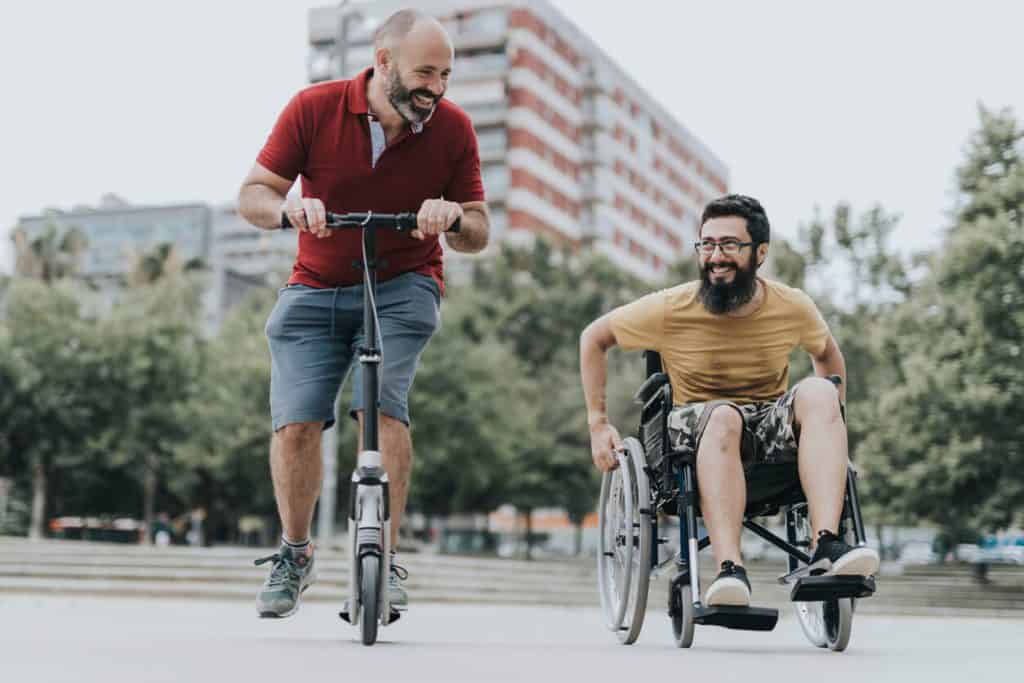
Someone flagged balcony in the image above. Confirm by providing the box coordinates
[454,53,509,82]
[465,101,507,128]
[452,30,506,52]
[581,144,607,167]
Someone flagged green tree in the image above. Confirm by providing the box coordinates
[2,280,122,538]
[6,221,90,537]
[456,241,649,556]
[406,293,537,520]
[857,106,1024,536]
[92,264,206,544]
[172,286,277,544]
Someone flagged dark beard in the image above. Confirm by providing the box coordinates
[698,260,759,314]
[386,69,439,124]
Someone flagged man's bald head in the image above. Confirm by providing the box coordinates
[373,9,452,58]
[370,9,454,127]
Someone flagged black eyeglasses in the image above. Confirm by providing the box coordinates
[694,239,755,256]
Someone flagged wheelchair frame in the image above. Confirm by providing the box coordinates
[597,351,876,650]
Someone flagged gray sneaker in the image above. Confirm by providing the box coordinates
[388,562,409,609]
[255,545,316,618]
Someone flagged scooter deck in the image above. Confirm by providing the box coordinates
[338,604,403,624]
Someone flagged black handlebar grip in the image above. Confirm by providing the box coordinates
[396,213,460,233]
[395,212,418,230]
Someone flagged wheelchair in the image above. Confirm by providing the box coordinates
[597,352,876,651]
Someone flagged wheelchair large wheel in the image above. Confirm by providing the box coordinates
[790,504,826,647]
[598,450,634,632]
[669,581,695,648]
[794,600,828,648]
[615,437,654,645]
[795,598,853,651]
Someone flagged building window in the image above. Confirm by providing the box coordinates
[346,45,374,71]
[482,166,509,193]
[308,45,334,82]
[462,7,507,34]
[477,128,507,155]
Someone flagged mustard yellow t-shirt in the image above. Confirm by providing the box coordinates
[609,279,830,405]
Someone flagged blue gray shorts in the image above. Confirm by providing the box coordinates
[265,272,440,431]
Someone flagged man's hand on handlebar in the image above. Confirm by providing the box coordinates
[412,199,463,240]
[589,419,624,472]
[281,197,331,239]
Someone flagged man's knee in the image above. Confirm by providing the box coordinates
[794,377,842,423]
[698,405,743,457]
[274,421,323,453]
[353,411,407,429]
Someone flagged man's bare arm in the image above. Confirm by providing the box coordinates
[580,315,619,427]
[444,201,490,253]
[811,334,847,404]
[238,162,295,230]
[580,315,624,472]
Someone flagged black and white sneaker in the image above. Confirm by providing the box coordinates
[809,530,880,576]
[704,560,751,607]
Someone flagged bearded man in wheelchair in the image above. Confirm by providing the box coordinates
[580,194,879,609]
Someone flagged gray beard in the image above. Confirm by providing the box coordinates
[386,73,436,125]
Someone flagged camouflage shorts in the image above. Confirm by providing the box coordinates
[666,387,802,468]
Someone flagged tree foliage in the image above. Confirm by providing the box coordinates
[3,106,1021,546]
[856,106,1024,533]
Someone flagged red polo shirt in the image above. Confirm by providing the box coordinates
[256,68,485,293]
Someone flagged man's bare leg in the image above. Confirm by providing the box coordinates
[270,422,325,543]
[793,378,847,540]
[794,377,879,575]
[257,422,322,617]
[696,406,746,567]
[356,412,412,547]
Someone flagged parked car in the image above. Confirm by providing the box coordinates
[49,516,143,543]
[898,540,939,565]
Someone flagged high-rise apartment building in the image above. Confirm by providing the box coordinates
[307,0,728,280]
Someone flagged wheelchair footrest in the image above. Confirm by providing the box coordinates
[693,605,779,631]
[790,575,876,602]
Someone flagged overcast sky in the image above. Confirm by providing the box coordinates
[3,1,1022,273]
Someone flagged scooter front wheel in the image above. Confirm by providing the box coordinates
[359,554,381,646]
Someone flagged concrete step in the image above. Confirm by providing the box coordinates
[3,537,1023,617]
[0,576,597,605]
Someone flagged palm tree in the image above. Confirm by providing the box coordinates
[9,220,88,539]
[123,242,205,545]
[125,242,205,287]
[12,222,87,283]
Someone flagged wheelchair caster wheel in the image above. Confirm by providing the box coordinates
[669,582,695,648]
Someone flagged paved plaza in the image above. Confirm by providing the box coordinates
[2,595,1020,683]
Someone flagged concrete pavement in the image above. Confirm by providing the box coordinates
[2,594,1021,683]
